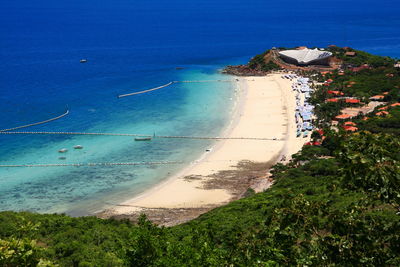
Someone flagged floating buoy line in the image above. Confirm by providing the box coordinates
[0,131,281,141]
[0,161,185,168]
[0,110,69,132]
[117,79,236,98]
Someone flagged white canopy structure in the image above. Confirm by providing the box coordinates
[279,48,332,65]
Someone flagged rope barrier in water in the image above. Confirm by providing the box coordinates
[117,79,236,98]
[175,80,234,83]
[0,110,70,132]
[0,161,185,168]
[0,131,151,137]
[0,131,283,141]
[118,82,175,98]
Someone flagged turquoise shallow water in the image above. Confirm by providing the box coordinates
[0,68,235,215]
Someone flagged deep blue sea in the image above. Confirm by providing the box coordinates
[1,0,399,215]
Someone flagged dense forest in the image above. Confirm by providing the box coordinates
[1,48,399,266]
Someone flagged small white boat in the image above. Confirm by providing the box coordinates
[74,145,83,149]
[80,59,87,63]
[58,148,68,153]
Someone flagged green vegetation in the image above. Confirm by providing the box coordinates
[248,50,280,72]
[357,107,400,135]
[1,47,400,266]
[327,46,396,68]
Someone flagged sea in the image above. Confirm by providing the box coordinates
[1,0,399,215]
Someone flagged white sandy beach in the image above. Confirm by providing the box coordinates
[105,74,307,215]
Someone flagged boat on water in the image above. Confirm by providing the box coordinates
[80,59,87,63]
[74,145,83,149]
[134,137,152,141]
[58,148,68,153]
[58,156,67,160]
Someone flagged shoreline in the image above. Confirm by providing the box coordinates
[98,73,308,224]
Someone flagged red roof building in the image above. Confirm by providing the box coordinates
[343,126,358,132]
[326,98,339,103]
[344,121,357,126]
[390,103,400,107]
[321,71,333,76]
[335,114,352,120]
[352,64,370,72]
[345,51,356,57]
[345,99,360,104]
[376,111,389,116]
[328,90,344,95]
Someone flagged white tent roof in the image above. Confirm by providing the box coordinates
[279,48,332,65]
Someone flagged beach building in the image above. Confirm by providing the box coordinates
[335,114,352,120]
[370,95,385,100]
[326,98,339,103]
[278,48,332,66]
[345,99,360,104]
[345,51,356,57]
[376,111,389,116]
[344,121,357,126]
[343,126,358,132]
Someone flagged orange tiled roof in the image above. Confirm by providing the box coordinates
[376,111,389,116]
[344,121,357,126]
[328,90,344,95]
[345,99,360,104]
[343,126,358,132]
[326,98,339,102]
[345,51,356,56]
[335,114,352,119]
